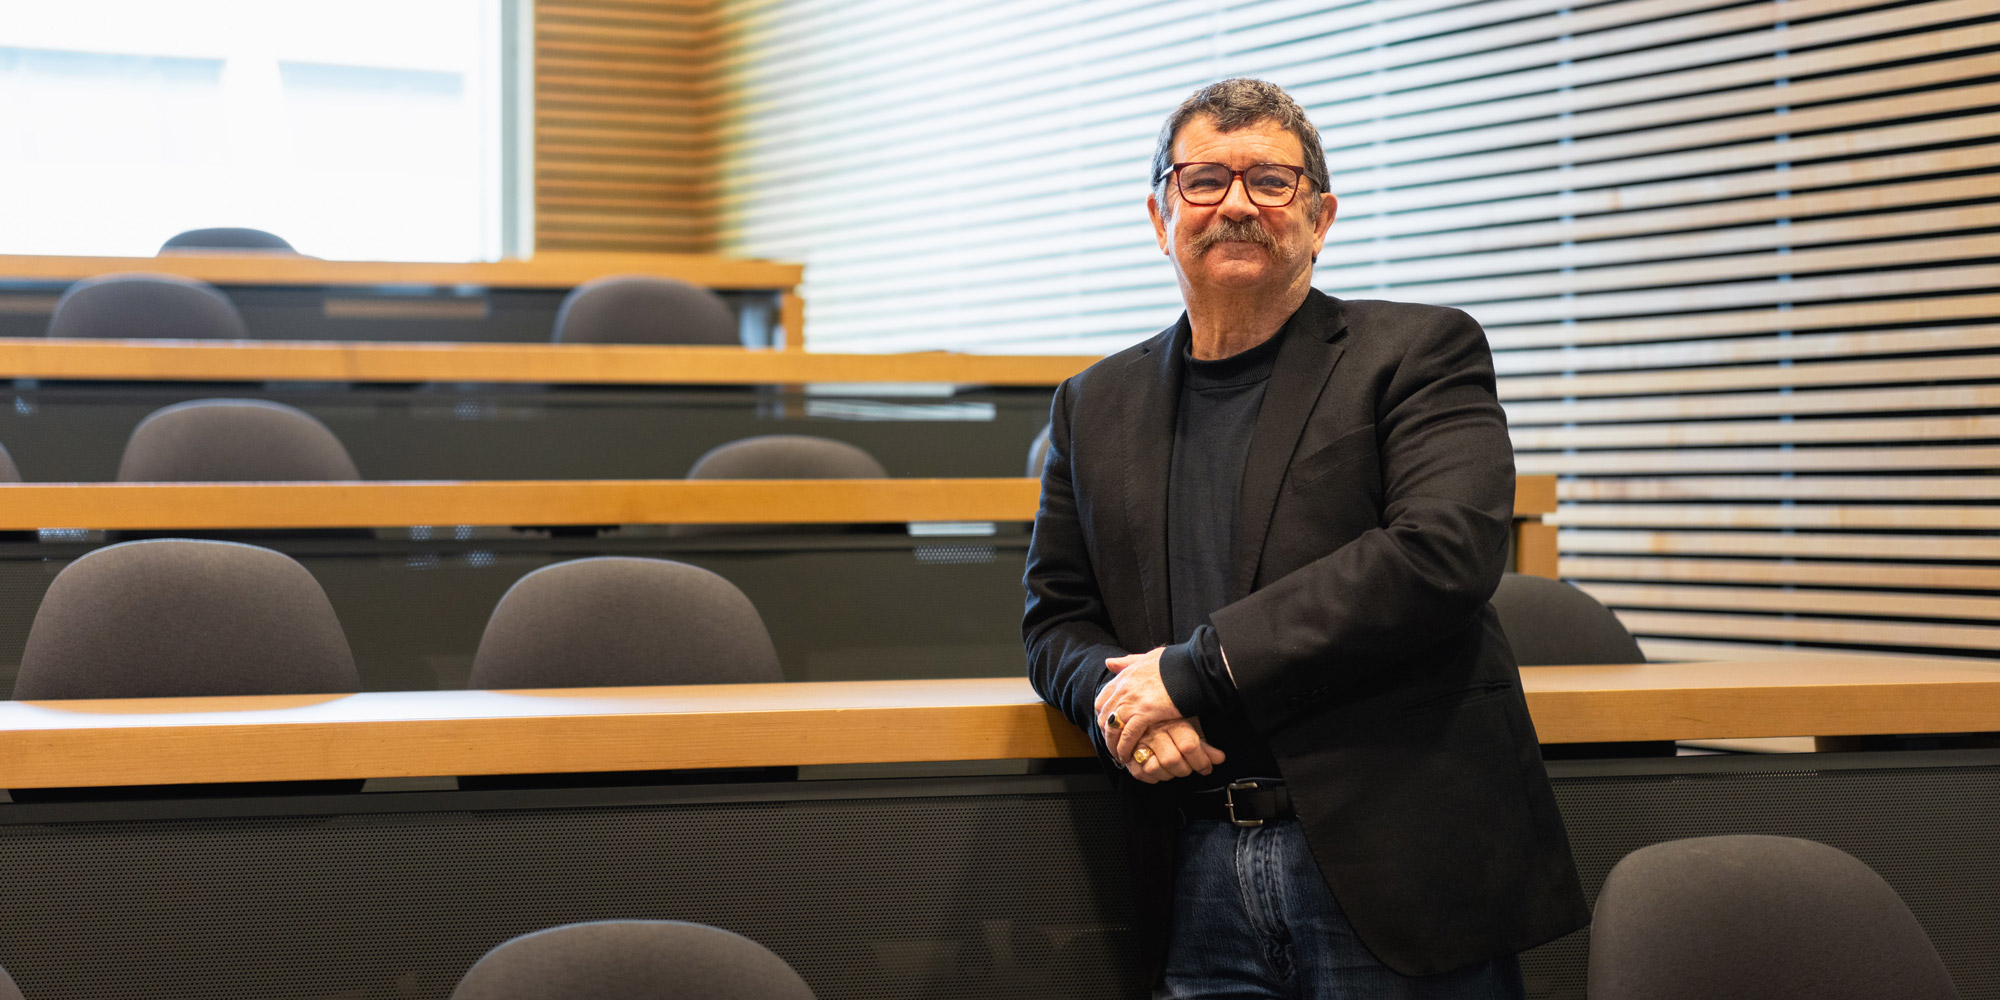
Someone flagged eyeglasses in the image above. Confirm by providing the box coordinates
[1167,162,1308,207]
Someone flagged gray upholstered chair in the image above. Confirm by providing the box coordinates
[46,272,250,340]
[117,399,359,482]
[1588,835,1956,1000]
[671,434,888,536]
[159,227,296,254]
[1027,423,1052,478]
[687,434,885,480]
[1491,573,1643,666]
[469,557,781,689]
[12,538,360,701]
[551,275,740,345]
[451,921,815,1000]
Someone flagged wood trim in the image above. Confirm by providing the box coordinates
[1516,414,2000,450]
[1614,610,2000,652]
[1560,557,2000,591]
[1553,504,2000,530]
[1579,582,2000,622]
[1508,384,2000,426]
[0,476,1554,531]
[0,679,1094,787]
[9,658,2000,785]
[1515,521,1560,579]
[1520,445,2000,475]
[1559,476,2000,502]
[0,252,800,291]
[0,479,1043,531]
[1559,530,2000,561]
[0,339,1094,386]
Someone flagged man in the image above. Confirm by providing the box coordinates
[1023,79,1588,998]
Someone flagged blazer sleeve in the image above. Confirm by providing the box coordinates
[1208,307,1515,733]
[1022,377,1126,761]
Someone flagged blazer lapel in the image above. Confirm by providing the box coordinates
[1231,291,1349,601]
[1118,316,1189,646]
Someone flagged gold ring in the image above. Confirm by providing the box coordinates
[1106,712,1122,729]
[1132,746,1154,765]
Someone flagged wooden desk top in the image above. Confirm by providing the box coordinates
[0,478,1044,530]
[0,476,1556,530]
[0,338,1097,387]
[2,659,1996,788]
[0,251,803,291]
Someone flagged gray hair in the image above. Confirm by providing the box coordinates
[1150,78,1330,220]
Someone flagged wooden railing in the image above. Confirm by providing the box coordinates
[3,657,1997,787]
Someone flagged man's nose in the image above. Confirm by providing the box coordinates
[1217,175,1260,219]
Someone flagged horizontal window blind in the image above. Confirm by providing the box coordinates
[534,0,718,253]
[721,0,2000,662]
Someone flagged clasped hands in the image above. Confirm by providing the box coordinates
[1092,646,1226,784]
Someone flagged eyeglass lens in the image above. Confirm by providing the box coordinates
[1178,164,1300,206]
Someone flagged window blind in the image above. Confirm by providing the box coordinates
[720,0,2000,662]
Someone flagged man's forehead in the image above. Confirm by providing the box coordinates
[1173,115,1304,160]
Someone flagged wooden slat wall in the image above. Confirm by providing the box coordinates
[714,0,2000,660]
[534,0,719,253]
[1445,2,2000,662]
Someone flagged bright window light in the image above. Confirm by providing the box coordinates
[0,0,505,261]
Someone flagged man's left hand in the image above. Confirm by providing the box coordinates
[1094,646,1181,764]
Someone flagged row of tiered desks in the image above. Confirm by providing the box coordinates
[3,254,1997,999]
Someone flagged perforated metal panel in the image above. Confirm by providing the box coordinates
[1526,752,2000,999]
[0,776,1143,1000]
[6,756,1999,999]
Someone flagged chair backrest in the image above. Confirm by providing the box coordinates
[1588,835,1957,1000]
[117,399,360,482]
[47,272,250,340]
[686,434,886,480]
[451,921,814,1000]
[469,557,781,689]
[551,275,739,345]
[1491,573,1643,666]
[1026,423,1052,478]
[0,439,20,483]
[159,227,296,254]
[12,538,360,700]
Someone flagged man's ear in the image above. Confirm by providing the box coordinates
[1311,192,1338,259]
[1147,191,1170,255]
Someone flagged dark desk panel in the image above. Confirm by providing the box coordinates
[0,383,1055,481]
[3,753,1999,999]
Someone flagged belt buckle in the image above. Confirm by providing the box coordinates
[1225,779,1266,828]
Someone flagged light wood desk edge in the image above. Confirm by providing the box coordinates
[4,659,1997,788]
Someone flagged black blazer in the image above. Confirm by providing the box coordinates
[1023,288,1589,978]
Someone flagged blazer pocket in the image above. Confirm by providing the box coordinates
[1399,679,1512,716]
[1288,423,1378,491]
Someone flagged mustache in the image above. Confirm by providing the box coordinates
[1188,217,1279,257]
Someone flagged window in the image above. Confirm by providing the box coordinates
[0,1,507,261]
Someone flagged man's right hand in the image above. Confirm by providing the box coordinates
[1122,716,1226,784]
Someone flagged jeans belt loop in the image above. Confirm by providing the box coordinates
[1225,779,1266,828]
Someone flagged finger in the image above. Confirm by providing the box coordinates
[1105,654,1136,674]
[1146,735,1194,779]
[1126,758,1162,784]
[1113,712,1151,762]
[1164,725,1212,775]
[1137,744,1172,782]
[1202,740,1227,765]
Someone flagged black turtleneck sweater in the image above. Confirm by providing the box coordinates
[1157,323,1285,787]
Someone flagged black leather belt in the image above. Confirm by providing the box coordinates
[1181,779,1293,827]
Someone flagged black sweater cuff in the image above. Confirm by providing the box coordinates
[1158,625,1234,720]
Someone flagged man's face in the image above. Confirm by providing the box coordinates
[1148,115,1337,295]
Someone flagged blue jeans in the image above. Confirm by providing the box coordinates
[1158,819,1526,1000]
